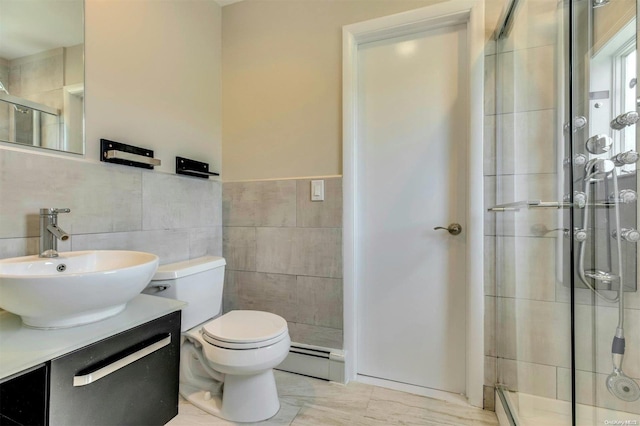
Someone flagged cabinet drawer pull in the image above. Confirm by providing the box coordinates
[73,334,171,387]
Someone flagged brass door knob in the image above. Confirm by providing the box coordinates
[433,223,462,235]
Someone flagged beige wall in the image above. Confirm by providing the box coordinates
[64,44,84,86]
[222,0,508,181]
[222,0,439,181]
[85,0,222,173]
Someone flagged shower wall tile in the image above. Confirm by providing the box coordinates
[223,226,257,271]
[484,115,496,176]
[484,176,497,236]
[13,51,64,96]
[485,356,497,386]
[484,40,496,56]
[495,173,560,238]
[507,44,556,114]
[498,358,557,399]
[557,368,640,415]
[0,104,9,142]
[296,178,342,228]
[497,236,557,301]
[557,284,640,311]
[296,276,343,329]
[497,109,557,175]
[497,298,571,368]
[142,172,221,230]
[483,386,495,411]
[0,149,222,265]
[499,0,558,53]
[484,237,496,296]
[574,305,640,379]
[485,296,496,357]
[28,89,63,112]
[223,180,296,227]
[484,54,496,116]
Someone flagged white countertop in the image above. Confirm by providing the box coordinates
[0,294,185,380]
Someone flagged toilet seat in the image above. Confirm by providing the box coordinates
[201,310,288,350]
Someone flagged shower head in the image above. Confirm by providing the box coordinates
[592,0,610,8]
[607,369,640,402]
[585,134,613,154]
[611,111,639,130]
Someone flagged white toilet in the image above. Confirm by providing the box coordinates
[145,256,291,423]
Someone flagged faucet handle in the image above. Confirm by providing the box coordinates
[40,208,71,215]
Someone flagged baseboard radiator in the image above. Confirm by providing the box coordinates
[276,342,345,383]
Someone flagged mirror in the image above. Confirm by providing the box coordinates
[0,0,84,154]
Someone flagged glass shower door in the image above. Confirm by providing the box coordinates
[492,0,639,424]
[571,0,640,423]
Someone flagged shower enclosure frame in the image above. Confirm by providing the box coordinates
[493,0,640,424]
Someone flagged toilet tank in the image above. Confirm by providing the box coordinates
[144,256,226,331]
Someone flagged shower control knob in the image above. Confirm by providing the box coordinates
[574,191,587,208]
[574,228,588,242]
[613,150,639,166]
[565,154,588,167]
[573,154,587,166]
[585,134,613,154]
[574,116,587,130]
[612,228,640,243]
[564,117,588,133]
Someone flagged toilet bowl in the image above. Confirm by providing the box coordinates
[144,257,291,423]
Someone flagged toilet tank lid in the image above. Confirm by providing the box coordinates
[152,256,226,280]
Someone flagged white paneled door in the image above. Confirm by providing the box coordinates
[356,24,468,394]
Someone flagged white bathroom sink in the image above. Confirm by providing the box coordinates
[0,250,159,329]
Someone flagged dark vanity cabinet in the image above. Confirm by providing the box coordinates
[0,365,48,426]
[0,311,181,426]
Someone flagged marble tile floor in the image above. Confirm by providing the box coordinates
[167,371,499,426]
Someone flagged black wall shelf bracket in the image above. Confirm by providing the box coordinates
[176,157,219,179]
[100,139,161,170]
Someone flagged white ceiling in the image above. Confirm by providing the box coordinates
[0,0,84,61]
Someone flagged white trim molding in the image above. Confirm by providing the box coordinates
[342,1,485,408]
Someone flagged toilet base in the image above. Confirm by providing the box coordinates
[180,369,281,423]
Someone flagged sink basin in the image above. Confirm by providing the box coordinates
[0,250,159,329]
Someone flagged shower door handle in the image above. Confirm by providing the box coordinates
[434,223,462,235]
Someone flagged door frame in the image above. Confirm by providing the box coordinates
[342,1,485,407]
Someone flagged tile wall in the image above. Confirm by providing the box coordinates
[0,59,8,142]
[0,149,222,264]
[222,178,343,349]
[7,48,65,149]
[483,0,640,416]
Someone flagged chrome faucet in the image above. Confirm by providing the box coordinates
[39,208,71,258]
